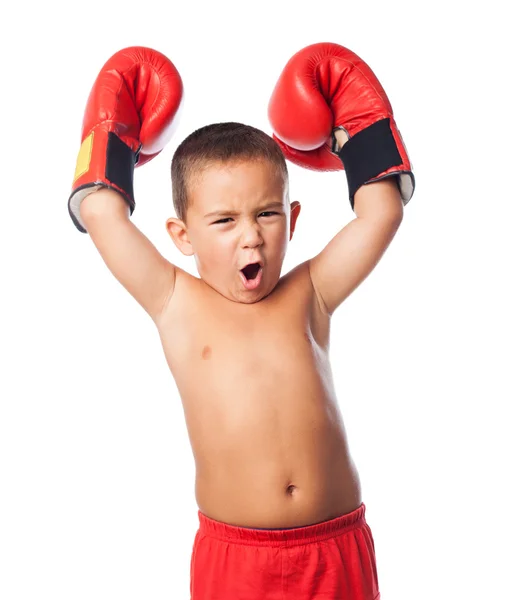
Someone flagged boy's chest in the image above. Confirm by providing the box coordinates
[157,264,330,381]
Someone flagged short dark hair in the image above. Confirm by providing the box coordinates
[170,122,288,223]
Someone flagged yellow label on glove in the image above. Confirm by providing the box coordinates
[73,132,94,183]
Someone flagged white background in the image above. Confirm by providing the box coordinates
[1,1,529,598]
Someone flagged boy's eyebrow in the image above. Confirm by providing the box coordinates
[204,202,285,219]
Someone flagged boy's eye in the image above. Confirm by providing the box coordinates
[213,212,278,225]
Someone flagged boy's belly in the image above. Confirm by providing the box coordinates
[184,383,362,528]
[194,444,362,529]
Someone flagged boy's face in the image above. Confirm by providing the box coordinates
[166,159,301,304]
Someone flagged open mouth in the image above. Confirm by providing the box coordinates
[241,263,261,281]
[239,262,264,290]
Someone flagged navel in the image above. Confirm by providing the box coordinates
[286,484,297,495]
[201,345,212,360]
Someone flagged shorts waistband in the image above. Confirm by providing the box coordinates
[196,502,367,547]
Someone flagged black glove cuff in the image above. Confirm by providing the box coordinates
[68,132,138,234]
[337,118,403,210]
[105,131,138,206]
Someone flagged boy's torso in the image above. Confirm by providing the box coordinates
[156,260,362,528]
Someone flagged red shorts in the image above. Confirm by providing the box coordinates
[189,502,380,599]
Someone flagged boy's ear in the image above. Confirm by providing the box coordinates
[166,217,194,256]
[289,201,301,241]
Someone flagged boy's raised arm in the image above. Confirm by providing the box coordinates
[80,189,179,321]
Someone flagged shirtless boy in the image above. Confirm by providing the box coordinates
[68,43,414,600]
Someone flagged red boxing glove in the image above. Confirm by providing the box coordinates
[68,47,183,232]
[268,42,414,208]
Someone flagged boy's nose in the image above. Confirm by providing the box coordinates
[240,223,264,246]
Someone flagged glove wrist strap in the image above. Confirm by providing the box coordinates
[68,129,139,233]
[335,118,405,210]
